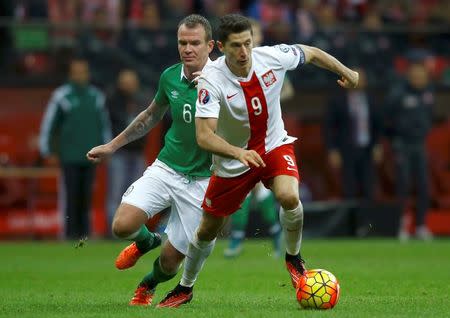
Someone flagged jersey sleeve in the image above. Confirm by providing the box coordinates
[195,77,221,118]
[267,44,306,71]
[39,88,64,156]
[154,71,168,106]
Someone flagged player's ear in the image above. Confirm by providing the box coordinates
[207,40,215,53]
[217,41,224,53]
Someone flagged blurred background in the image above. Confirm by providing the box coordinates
[0,0,449,241]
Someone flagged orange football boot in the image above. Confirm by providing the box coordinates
[115,242,142,270]
[115,233,161,270]
[129,285,155,306]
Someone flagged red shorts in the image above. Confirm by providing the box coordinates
[202,144,300,217]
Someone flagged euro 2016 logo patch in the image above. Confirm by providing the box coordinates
[199,88,210,104]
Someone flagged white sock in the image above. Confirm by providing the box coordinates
[279,202,304,256]
[180,234,215,287]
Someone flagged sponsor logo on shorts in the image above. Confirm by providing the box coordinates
[199,88,210,104]
[124,185,134,196]
[205,197,212,207]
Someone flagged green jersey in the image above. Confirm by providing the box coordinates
[154,63,211,177]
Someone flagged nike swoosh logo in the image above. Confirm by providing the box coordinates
[227,93,238,99]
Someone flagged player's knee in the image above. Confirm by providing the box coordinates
[276,191,299,210]
[196,228,217,241]
[196,214,223,241]
[111,217,134,238]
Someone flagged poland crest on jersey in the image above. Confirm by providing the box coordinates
[262,70,277,87]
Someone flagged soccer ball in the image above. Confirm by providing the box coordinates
[296,269,340,309]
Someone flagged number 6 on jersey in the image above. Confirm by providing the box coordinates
[183,103,192,123]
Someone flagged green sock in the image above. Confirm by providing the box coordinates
[130,225,155,253]
[140,257,177,290]
[230,195,252,231]
[259,193,277,224]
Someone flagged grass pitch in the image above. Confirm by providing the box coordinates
[1,239,449,317]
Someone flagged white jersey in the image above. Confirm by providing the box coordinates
[195,44,305,177]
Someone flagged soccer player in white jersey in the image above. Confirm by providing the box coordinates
[86,15,214,306]
[158,14,358,307]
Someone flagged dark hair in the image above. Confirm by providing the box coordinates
[178,14,212,41]
[217,14,252,44]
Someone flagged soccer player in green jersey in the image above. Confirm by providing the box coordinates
[86,14,214,306]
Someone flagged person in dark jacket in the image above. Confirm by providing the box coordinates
[39,58,111,239]
[324,68,383,201]
[385,62,434,241]
[106,69,148,233]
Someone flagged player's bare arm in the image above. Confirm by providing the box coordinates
[195,117,266,168]
[297,44,359,89]
[86,99,169,163]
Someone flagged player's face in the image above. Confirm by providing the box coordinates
[219,30,253,76]
[177,24,213,70]
[69,61,89,85]
[408,64,429,89]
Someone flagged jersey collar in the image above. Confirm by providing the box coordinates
[220,56,254,82]
[180,58,212,82]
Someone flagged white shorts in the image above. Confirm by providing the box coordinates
[121,159,209,255]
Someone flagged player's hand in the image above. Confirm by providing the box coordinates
[86,143,115,164]
[337,70,359,89]
[192,71,204,87]
[236,149,266,168]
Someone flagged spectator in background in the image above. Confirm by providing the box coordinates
[78,6,120,86]
[106,69,147,235]
[324,67,383,201]
[311,2,347,60]
[0,1,14,69]
[247,0,294,44]
[351,8,393,84]
[80,0,121,28]
[385,61,435,241]
[294,0,318,43]
[47,0,80,48]
[39,58,111,239]
[203,0,239,31]
[119,0,175,75]
[161,0,193,26]
[14,0,48,20]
